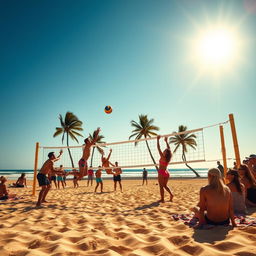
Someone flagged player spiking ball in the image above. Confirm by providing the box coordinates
[78,127,101,179]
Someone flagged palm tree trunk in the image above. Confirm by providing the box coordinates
[66,133,75,168]
[145,138,158,171]
[90,147,95,167]
[182,151,200,177]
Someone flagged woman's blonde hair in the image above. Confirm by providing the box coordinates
[208,168,228,195]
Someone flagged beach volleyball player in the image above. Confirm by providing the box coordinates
[36,150,63,207]
[78,127,101,179]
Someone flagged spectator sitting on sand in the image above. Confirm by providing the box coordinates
[226,169,246,215]
[13,173,27,188]
[193,168,236,227]
[238,164,256,207]
[0,176,16,200]
[245,154,256,179]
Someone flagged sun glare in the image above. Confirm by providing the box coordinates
[195,27,238,70]
[199,29,235,64]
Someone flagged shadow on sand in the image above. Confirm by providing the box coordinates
[135,201,160,210]
[192,226,233,244]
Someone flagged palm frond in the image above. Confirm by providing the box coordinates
[70,130,83,138]
[69,132,79,143]
[53,128,63,137]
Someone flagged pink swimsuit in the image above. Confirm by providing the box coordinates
[158,160,170,177]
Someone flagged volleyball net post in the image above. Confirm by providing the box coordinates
[229,113,241,168]
[32,142,40,196]
[219,125,227,181]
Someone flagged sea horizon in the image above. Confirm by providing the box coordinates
[0,168,208,180]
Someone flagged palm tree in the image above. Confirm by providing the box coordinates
[89,130,106,167]
[53,112,83,168]
[169,125,200,177]
[129,114,159,170]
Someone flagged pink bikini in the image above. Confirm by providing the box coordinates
[158,160,170,177]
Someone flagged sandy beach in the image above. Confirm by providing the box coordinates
[0,178,256,256]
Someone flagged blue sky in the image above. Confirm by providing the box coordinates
[0,0,255,169]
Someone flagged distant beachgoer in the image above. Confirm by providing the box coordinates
[142,168,148,185]
[63,170,67,187]
[78,127,100,179]
[36,150,63,207]
[238,164,256,207]
[101,149,115,174]
[233,162,237,170]
[95,166,103,193]
[87,166,94,186]
[217,161,224,178]
[49,169,57,189]
[13,173,27,188]
[0,176,16,200]
[157,136,173,202]
[0,176,9,200]
[73,171,79,188]
[195,168,236,227]
[226,169,246,215]
[57,165,65,189]
[113,162,122,192]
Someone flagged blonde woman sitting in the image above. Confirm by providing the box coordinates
[195,168,236,227]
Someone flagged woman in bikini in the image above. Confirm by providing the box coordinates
[157,135,173,202]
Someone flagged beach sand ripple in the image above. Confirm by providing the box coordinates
[0,179,255,256]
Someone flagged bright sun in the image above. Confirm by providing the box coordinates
[193,27,240,72]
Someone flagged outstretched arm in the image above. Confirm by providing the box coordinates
[91,127,101,145]
[164,137,170,150]
[54,150,63,162]
[106,149,112,161]
[157,136,164,158]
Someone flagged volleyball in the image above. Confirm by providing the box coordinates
[104,106,112,114]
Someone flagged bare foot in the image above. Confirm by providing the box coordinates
[36,203,41,207]
[42,200,49,203]
[159,199,165,203]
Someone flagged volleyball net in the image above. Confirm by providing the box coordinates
[32,113,241,195]
[39,127,205,170]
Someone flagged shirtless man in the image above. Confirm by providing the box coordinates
[113,162,122,192]
[78,127,100,179]
[101,149,115,174]
[36,150,63,207]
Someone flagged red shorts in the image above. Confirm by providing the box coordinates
[158,169,170,178]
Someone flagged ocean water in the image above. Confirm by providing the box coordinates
[0,168,208,180]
